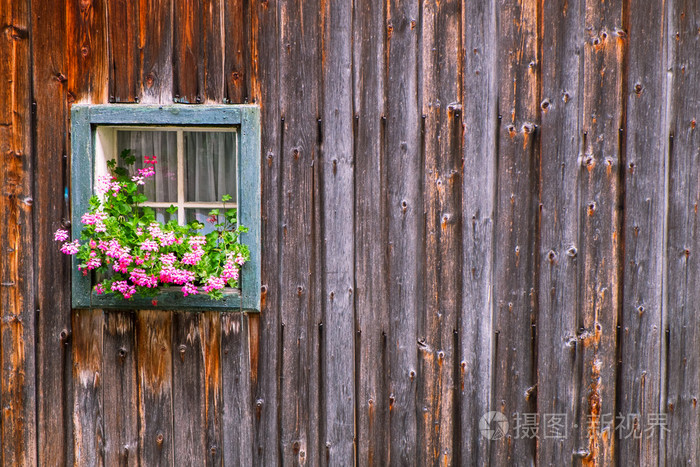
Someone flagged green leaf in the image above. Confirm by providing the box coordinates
[221,194,232,203]
[208,209,220,216]
[166,204,178,214]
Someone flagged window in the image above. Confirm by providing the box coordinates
[70,105,261,311]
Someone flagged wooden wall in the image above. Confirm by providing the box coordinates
[1,0,699,465]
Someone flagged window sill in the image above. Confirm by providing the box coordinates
[88,287,251,311]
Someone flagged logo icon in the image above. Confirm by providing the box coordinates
[479,411,509,440]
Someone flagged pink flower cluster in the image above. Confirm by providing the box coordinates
[96,175,123,197]
[159,265,195,285]
[60,239,80,255]
[221,256,240,281]
[182,282,198,297]
[111,280,136,299]
[203,276,226,293]
[54,229,69,242]
[94,283,105,295]
[129,268,158,288]
[140,239,159,252]
[85,251,101,270]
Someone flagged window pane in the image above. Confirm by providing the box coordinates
[185,208,223,235]
[152,208,178,225]
[117,130,178,202]
[184,131,237,203]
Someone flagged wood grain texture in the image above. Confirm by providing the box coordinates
[576,0,625,464]
[277,0,321,463]
[171,312,207,462]
[138,0,173,103]
[385,0,421,463]
[136,310,174,466]
[419,0,462,464]
[107,0,140,102]
[459,0,497,463]
[320,0,355,464]
[352,0,389,463]
[0,0,37,463]
[66,0,109,103]
[102,311,139,466]
[31,0,73,463]
[491,0,540,464]
[665,0,700,463]
[224,0,247,103]
[221,313,253,466]
[536,0,583,464]
[618,0,667,464]
[248,0,281,463]
[72,309,105,466]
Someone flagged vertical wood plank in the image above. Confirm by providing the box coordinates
[202,0,224,101]
[107,0,140,102]
[249,0,281,463]
[136,310,174,466]
[352,0,389,463]
[201,312,223,465]
[221,313,253,467]
[72,309,105,466]
[491,0,540,464]
[0,0,37,463]
[618,0,667,464]
[536,0,584,464]
[278,0,321,463]
[459,0,497,463]
[576,0,625,464]
[31,0,73,463]
[419,0,462,464]
[102,311,139,466]
[385,0,421,463]
[138,0,174,103]
[171,312,206,463]
[66,0,109,103]
[665,0,700,463]
[320,0,355,464]
[224,0,247,103]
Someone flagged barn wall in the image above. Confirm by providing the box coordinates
[1,0,699,465]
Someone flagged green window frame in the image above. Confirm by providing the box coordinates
[70,104,261,312]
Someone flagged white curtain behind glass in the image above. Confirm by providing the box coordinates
[185,131,237,203]
[117,130,178,202]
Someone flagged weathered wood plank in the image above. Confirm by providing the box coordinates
[419,0,462,464]
[138,0,173,103]
[221,313,253,467]
[202,0,224,101]
[224,0,247,103]
[618,0,667,464]
[491,0,540,464]
[136,310,174,466]
[107,0,140,102]
[72,309,105,466]
[277,0,321,463]
[201,312,223,465]
[248,0,281,463]
[66,0,109,103]
[459,0,497,463]
[665,0,700,463]
[536,0,584,464]
[173,0,203,102]
[385,0,421,463]
[320,0,355,464]
[352,0,389,463]
[0,0,37,464]
[31,0,73,462]
[102,311,139,466]
[576,1,625,464]
[171,312,207,463]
